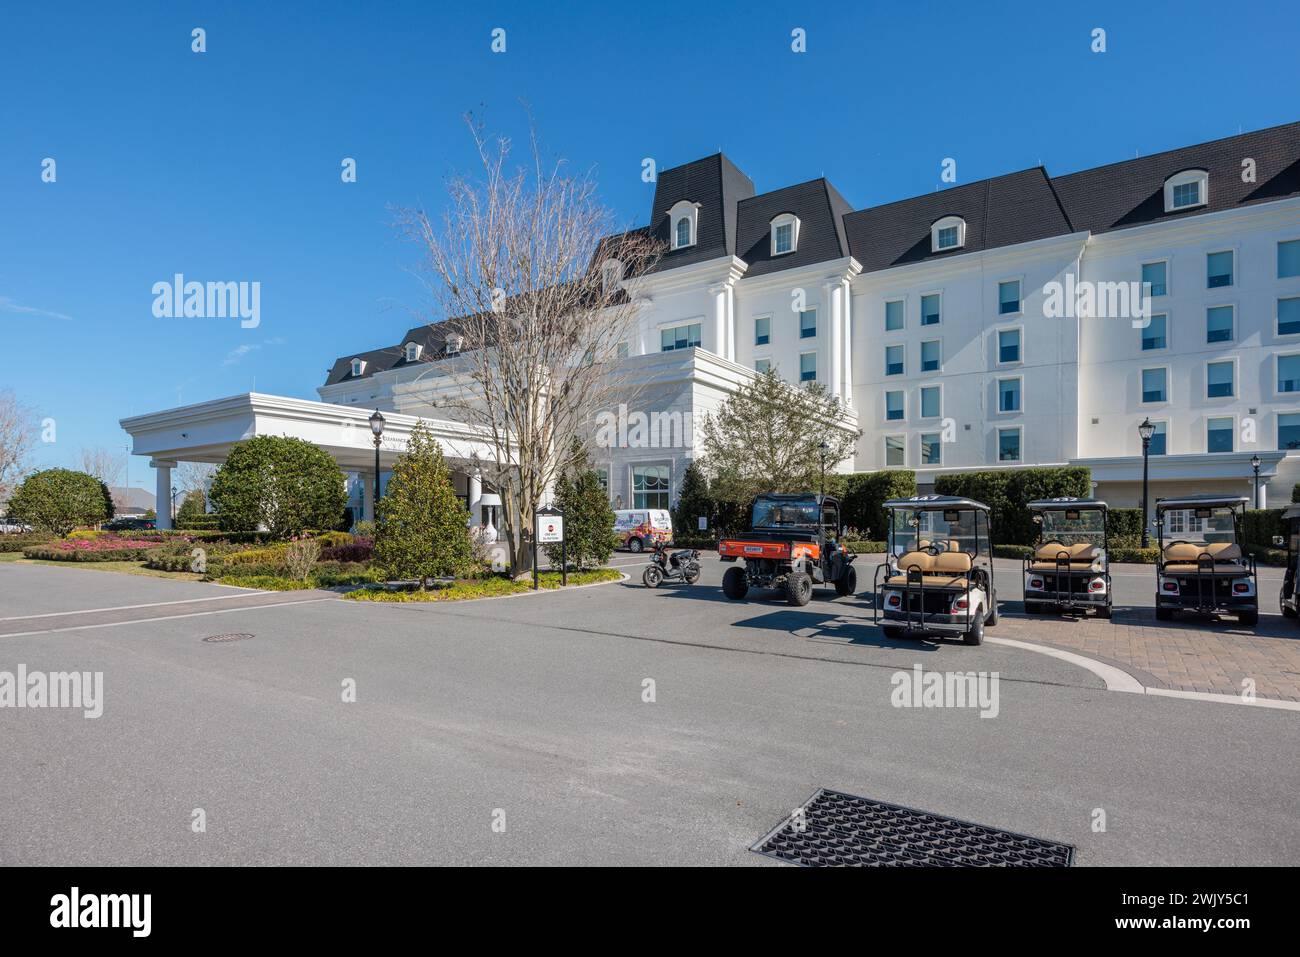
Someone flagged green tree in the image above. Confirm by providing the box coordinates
[374,422,472,588]
[672,460,714,538]
[7,468,113,536]
[544,442,617,570]
[697,368,861,509]
[175,489,208,528]
[208,435,347,538]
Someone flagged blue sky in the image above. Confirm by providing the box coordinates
[2,0,1297,489]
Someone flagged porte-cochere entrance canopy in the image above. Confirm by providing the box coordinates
[120,392,507,528]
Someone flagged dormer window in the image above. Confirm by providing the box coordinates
[668,200,700,250]
[601,259,624,293]
[350,358,365,377]
[770,213,800,256]
[404,342,422,363]
[931,216,966,252]
[445,333,463,356]
[1164,169,1208,212]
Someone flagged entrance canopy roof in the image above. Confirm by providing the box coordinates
[120,392,504,471]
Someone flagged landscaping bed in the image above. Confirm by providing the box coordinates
[342,568,624,601]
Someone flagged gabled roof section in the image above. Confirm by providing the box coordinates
[1051,121,1300,234]
[843,167,1073,273]
[649,153,754,269]
[735,178,853,277]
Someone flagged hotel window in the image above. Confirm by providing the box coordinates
[799,309,817,339]
[675,218,691,249]
[799,351,817,382]
[754,358,771,375]
[1141,261,1167,298]
[1148,422,1168,455]
[755,315,770,345]
[660,323,701,352]
[920,293,941,326]
[998,378,1021,413]
[1142,368,1167,403]
[1164,170,1207,211]
[1142,314,1167,350]
[616,341,630,360]
[931,216,965,251]
[885,434,905,467]
[998,280,1021,315]
[404,342,422,362]
[669,200,698,250]
[632,465,670,509]
[350,357,365,377]
[1207,251,1233,289]
[1279,354,1300,394]
[1173,181,1200,207]
[885,390,905,421]
[920,385,941,418]
[1280,240,1300,279]
[595,467,610,495]
[885,299,904,331]
[1207,416,1234,453]
[920,432,942,465]
[1279,297,1300,336]
[1206,305,1234,344]
[998,328,1021,363]
[885,344,904,376]
[997,428,1021,462]
[1207,360,1235,398]
[771,214,799,255]
[920,339,941,372]
[1280,412,1300,450]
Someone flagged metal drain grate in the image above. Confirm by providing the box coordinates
[752,788,1074,867]
[202,632,255,643]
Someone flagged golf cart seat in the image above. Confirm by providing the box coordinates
[1161,541,1247,574]
[917,539,960,552]
[1028,542,1102,571]
[886,550,973,588]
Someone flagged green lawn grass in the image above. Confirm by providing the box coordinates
[2,556,204,580]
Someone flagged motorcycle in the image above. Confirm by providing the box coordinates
[642,542,701,588]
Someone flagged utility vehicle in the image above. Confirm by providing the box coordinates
[1279,504,1300,622]
[1023,498,1112,618]
[717,493,857,606]
[1153,494,1257,625]
[873,495,997,645]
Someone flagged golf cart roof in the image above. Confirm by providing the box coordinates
[753,492,839,504]
[1281,504,1300,522]
[882,495,990,512]
[1155,494,1249,512]
[1027,497,1108,511]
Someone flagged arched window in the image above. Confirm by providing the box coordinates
[931,215,966,252]
[1164,169,1208,212]
[668,200,699,250]
[675,217,692,248]
[350,357,365,377]
[404,342,421,362]
[601,259,624,293]
[770,213,800,255]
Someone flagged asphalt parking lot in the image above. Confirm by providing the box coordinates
[1,557,1297,866]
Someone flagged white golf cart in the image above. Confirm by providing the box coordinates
[1277,504,1300,622]
[873,496,998,646]
[1153,494,1257,626]
[1023,498,1112,618]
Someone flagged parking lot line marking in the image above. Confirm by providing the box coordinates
[986,637,1146,693]
[0,590,271,622]
[0,597,337,638]
[1145,687,1300,712]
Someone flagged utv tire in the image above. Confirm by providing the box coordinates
[722,566,748,600]
[786,572,813,607]
[684,568,701,585]
[834,565,858,597]
[642,565,663,588]
[628,537,643,553]
[1096,603,1113,620]
[1281,596,1297,619]
[1155,607,1174,622]
[1238,609,1259,627]
[881,624,907,641]
[985,594,999,626]
[964,612,985,646]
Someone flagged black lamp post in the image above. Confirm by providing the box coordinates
[1138,417,1156,548]
[170,485,178,524]
[819,441,829,500]
[1251,454,1261,509]
[369,410,386,520]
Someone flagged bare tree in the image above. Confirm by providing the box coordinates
[397,119,660,574]
[0,390,37,504]
[176,461,218,495]
[79,446,125,489]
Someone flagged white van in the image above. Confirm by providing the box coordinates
[613,509,673,552]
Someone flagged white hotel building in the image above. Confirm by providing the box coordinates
[124,122,1300,528]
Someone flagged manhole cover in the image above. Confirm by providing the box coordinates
[203,633,255,643]
[752,788,1074,867]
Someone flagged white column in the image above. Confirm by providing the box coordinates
[840,278,854,405]
[468,470,483,528]
[708,282,730,361]
[826,281,843,399]
[151,460,176,529]
[725,283,736,362]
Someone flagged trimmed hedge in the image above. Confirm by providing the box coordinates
[841,470,917,540]
[843,540,887,553]
[1106,508,1145,539]
[933,467,1091,545]
[24,545,160,562]
[1242,508,1284,547]
[0,533,57,552]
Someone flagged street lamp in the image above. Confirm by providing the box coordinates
[819,441,829,500]
[170,485,178,524]
[1138,418,1156,548]
[369,410,386,521]
[1251,454,1262,509]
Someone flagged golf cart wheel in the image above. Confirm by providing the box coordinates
[1155,607,1174,622]
[1238,609,1259,627]
[684,568,701,585]
[834,565,858,597]
[964,612,985,646]
[642,565,663,588]
[1024,601,1042,615]
[881,624,906,641]
[1281,595,1297,618]
[1096,603,1113,620]
[785,572,813,607]
[721,566,748,600]
[628,537,643,553]
[985,593,999,626]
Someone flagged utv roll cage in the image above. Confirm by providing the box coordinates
[1022,498,1112,618]
[1154,494,1257,625]
[1277,504,1300,621]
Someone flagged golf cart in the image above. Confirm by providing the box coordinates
[717,492,857,606]
[1276,504,1300,621]
[1023,498,1112,618]
[873,496,997,645]
[1153,494,1257,625]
